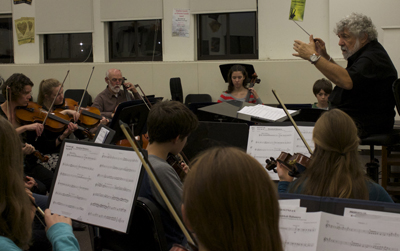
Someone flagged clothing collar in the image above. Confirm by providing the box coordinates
[347,39,377,65]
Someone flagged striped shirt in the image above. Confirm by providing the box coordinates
[217,92,263,104]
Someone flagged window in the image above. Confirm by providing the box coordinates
[43,33,93,63]
[198,12,257,60]
[109,20,162,62]
[0,16,13,63]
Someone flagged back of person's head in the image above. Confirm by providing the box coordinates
[312,78,332,96]
[292,109,368,199]
[1,73,34,101]
[37,78,60,105]
[334,12,377,41]
[0,116,32,249]
[183,147,283,251]
[147,100,198,144]
[227,64,248,93]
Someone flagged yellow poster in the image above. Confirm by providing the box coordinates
[289,0,306,21]
[15,17,35,45]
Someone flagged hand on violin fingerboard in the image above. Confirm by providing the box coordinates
[276,162,294,182]
[181,162,190,174]
[123,82,138,93]
[22,143,35,155]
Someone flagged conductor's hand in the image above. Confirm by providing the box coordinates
[293,35,317,61]
[44,209,72,231]
[123,82,138,94]
[277,162,294,182]
[314,37,328,58]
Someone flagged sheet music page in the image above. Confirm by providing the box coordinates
[94,127,110,144]
[49,142,142,233]
[238,105,297,121]
[279,210,320,251]
[279,199,301,207]
[317,211,400,250]
[246,125,313,180]
[344,208,400,222]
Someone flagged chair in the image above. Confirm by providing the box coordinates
[184,94,212,105]
[91,197,168,251]
[64,89,93,107]
[359,78,400,194]
[170,78,183,103]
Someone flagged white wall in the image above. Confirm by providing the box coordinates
[1,0,399,106]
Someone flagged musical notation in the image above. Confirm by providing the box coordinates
[323,238,398,251]
[99,164,135,172]
[92,192,129,203]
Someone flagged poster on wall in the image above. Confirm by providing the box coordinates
[15,17,35,45]
[172,9,190,37]
[14,0,32,5]
[289,0,306,21]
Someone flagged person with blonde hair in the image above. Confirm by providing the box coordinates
[278,109,393,202]
[0,116,79,251]
[182,147,283,251]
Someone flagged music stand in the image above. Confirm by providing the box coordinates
[109,101,150,145]
[219,63,256,83]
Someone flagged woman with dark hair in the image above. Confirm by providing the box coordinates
[278,109,393,202]
[0,116,79,251]
[182,147,282,251]
[217,64,262,104]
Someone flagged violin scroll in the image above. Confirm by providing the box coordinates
[265,152,310,178]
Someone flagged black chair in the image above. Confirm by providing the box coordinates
[359,78,400,193]
[184,94,212,105]
[0,94,5,104]
[170,78,183,103]
[91,197,168,251]
[64,89,93,107]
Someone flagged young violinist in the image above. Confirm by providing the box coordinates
[277,109,393,202]
[32,78,108,170]
[181,147,283,251]
[217,64,262,104]
[0,73,53,193]
[139,100,198,250]
[0,116,80,251]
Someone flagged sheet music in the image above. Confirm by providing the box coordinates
[344,208,400,222]
[94,127,110,144]
[49,142,142,233]
[237,105,298,122]
[246,125,314,180]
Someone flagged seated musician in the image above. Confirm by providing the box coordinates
[217,64,262,104]
[312,78,332,110]
[0,73,53,193]
[0,116,79,251]
[139,100,198,250]
[181,147,283,251]
[92,68,141,119]
[31,78,108,171]
[277,109,393,202]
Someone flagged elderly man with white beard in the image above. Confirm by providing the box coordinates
[92,68,141,119]
[293,13,397,138]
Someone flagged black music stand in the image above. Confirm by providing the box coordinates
[219,63,256,83]
[109,102,150,144]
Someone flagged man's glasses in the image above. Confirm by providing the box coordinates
[109,78,124,83]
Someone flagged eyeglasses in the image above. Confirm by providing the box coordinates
[109,78,124,83]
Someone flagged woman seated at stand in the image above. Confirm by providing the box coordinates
[182,147,283,251]
[217,64,262,104]
[31,78,108,170]
[0,73,53,193]
[278,109,393,202]
[0,116,79,251]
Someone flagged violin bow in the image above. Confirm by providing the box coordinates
[134,84,152,111]
[272,89,313,155]
[35,70,70,141]
[75,66,95,123]
[119,121,197,248]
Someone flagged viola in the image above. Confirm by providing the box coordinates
[16,101,93,139]
[265,152,310,177]
[57,98,103,128]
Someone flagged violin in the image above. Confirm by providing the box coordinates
[266,152,310,177]
[56,98,103,128]
[16,101,93,139]
[22,143,50,162]
[244,72,261,102]
[166,153,188,182]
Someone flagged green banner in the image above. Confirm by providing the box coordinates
[289,0,306,21]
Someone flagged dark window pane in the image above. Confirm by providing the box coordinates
[109,20,162,62]
[198,12,257,60]
[44,33,93,63]
[0,17,14,63]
